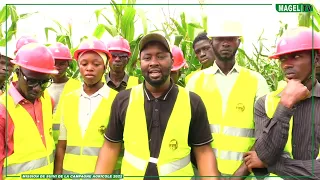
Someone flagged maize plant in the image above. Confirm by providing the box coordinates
[1,2,319,91]
[93,0,148,82]
[0,5,38,46]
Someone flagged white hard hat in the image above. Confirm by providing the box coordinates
[207,20,243,37]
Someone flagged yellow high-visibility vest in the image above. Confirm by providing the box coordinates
[185,69,201,84]
[52,78,81,145]
[186,67,258,177]
[121,84,194,179]
[102,74,140,90]
[62,87,120,175]
[1,90,55,179]
[126,76,139,89]
[11,73,18,82]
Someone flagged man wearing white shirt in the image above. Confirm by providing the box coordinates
[53,38,119,177]
[186,20,270,179]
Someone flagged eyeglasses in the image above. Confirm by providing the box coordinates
[111,53,128,61]
[20,69,53,89]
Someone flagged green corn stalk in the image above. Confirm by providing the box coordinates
[0,5,38,46]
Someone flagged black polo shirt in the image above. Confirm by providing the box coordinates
[104,81,212,179]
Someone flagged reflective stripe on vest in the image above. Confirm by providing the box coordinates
[65,146,100,156]
[210,125,254,138]
[1,90,55,176]
[52,78,82,145]
[186,67,258,175]
[62,87,120,173]
[4,151,54,175]
[122,84,194,177]
[213,148,243,161]
[124,150,191,175]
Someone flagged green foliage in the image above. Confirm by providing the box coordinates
[2,2,319,91]
[0,5,38,46]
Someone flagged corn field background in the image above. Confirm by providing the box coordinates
[0,1,320,91]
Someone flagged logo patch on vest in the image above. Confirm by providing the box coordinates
[98,125,106,135]
[49,128,53,137]
[236,103,245,112]
[169,139,178,150]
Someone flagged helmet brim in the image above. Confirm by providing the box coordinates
[269,48,320,59]
[11,60,59,74]
[171,61,186,71]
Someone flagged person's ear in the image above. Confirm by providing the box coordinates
[237,37,241,48]
[171,54,174,70]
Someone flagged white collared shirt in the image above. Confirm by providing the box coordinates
[58,84,111,139]
[192,62,270,116]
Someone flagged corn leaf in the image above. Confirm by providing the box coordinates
[202,13,207,32]
[93,24,106,39]
[171,18,186,37]
[0,5,10,25]
[136,9,147,35]
[9,5,18,23]
[44,27,58,41]
[101,13,114,25]
[19,11,38,20]
[94,8,107,22]
[104,24,118,37]
[188,22,202,29]
[121,7,136,42]
[0,30,15,46]
[174,35,183,46]
[180,12,187,31]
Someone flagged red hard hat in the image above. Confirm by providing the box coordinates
[48,42,72,60]
[15,36,38,54]
[270,27,320,59]
[74,38,112,61]
[171,45,186,71]
[106,36,131,56]
[11,43,58,74]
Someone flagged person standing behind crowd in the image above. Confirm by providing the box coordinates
[103,36,139,92]
[0,49,15,95]
[185,32,215,84]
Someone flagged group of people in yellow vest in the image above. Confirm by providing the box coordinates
[0,20,319,180]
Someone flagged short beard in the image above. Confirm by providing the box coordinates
[143,71,170,88]
[213,47,237,62]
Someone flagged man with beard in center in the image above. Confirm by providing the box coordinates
[186,20,270,179]
[95,33,220,180]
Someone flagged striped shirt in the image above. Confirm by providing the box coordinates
[254,81,320,179]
